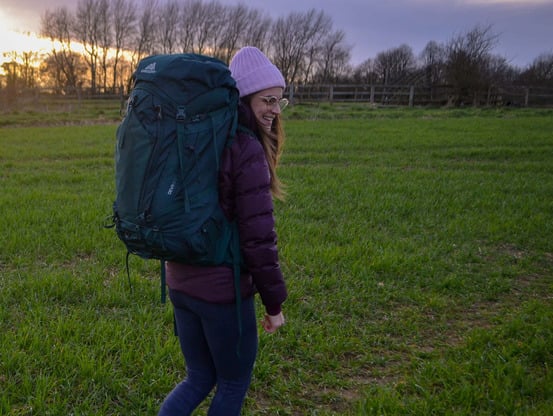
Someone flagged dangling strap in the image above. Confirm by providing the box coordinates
[173,310,178,337]
[160,259,167,304]
[125,254,165,304]
[125,251,133,294]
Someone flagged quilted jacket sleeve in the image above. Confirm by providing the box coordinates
[219,131,287,315]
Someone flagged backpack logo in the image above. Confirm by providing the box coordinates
[167,181,176,196]
[141,62,157,74]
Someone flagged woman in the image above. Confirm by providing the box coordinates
[158,46,288,415]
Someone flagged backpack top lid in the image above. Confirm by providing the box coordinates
[132,54,237,109]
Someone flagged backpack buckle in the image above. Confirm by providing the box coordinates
[176,106,186,121]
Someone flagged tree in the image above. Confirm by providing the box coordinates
[201,2,226,57]
[179,0,222,55]
[301,11,333,84]
[420,40,445,86]
[178,0,198,53]
[1,54,19,103]
[1,51,43,89]
[352,58,377,84]
[218,6,271,63]
[111,0,136,93]
[218,4,250,62]
[519,53,553,87]
[374,44,416,84]
[40,7,80,92]
[97,0,111,93]
[132,0,158,66]
[444,24,499,105]
[241,9,271,55]
[157,1,180,54]
[272,13,299,82]
[197,2,219,55]
[74,0,104,93]
[312,30,351,83]
[272,9,334,84]
[40,52,88,94]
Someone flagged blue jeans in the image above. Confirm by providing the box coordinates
[158,289,258,416]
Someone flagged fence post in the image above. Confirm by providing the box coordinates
[329,85,334,102]
[525,87,529,107]
[288,82,295,105]
[370,85,375,104]
[409,85,415,107]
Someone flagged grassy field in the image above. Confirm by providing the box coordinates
[1,102,552,415]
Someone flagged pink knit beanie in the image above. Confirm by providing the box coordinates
[229,46,285,97]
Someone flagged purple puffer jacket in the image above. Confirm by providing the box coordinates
[165,104,287,316]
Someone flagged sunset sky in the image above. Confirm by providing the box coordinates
[1,0,552,68]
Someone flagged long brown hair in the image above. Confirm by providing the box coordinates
[260,115,286,200]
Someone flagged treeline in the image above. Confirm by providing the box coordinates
[1,0,552,106]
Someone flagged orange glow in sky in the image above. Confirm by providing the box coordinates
[0,10,49,69]
[0,10,89,74]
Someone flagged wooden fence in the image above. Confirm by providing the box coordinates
[2,84,553,109]
[287,84,553,107]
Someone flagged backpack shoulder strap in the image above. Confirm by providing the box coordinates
[236,124,255,138]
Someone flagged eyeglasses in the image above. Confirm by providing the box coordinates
[260,95,289,111]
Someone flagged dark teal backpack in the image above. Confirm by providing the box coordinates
[112,53,241,304]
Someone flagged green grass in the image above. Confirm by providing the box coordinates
[1,104,552,415]
[0,97,124,127]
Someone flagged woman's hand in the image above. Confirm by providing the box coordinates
[261,312,285,333]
